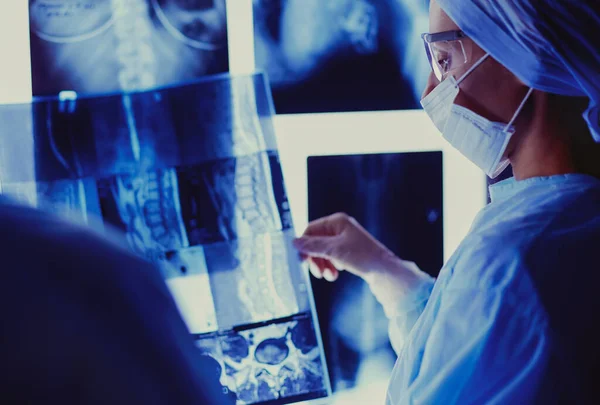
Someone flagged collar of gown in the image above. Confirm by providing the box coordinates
[488,173,600,203]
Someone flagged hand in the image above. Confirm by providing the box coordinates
[293,212,397,282]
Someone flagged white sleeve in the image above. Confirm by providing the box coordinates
[365,260,435,355]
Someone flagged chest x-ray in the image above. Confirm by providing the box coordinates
[307,152,443,394]
[29,0,229,95]
[0,73,330,405]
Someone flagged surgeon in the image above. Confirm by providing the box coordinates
[294,0,600,403]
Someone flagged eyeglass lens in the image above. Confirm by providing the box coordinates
[423,37,470,81]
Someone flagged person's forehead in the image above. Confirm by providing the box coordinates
[429,0,460,33]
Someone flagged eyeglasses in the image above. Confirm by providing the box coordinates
[421,30,472,81]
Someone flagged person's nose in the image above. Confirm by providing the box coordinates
[420,71,440,101]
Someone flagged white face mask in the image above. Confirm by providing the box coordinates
[420,53,534,179]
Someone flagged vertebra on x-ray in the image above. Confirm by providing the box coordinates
[194,314,327,404]
[204,230,310,330]
[95,151,291,258]
[177,152,290,246]
[97,168,188,259]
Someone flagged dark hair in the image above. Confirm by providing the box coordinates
[553,94,600,179]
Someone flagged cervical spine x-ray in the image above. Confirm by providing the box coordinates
[29,0,229,95]
[0,74,330,405]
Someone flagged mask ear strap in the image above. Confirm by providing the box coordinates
[504,87,535,131]
[455,53,490,86]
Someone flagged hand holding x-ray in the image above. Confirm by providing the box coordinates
[293,212,435,319]
[292,212,395,281]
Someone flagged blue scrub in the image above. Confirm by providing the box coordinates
[386,174,600,404]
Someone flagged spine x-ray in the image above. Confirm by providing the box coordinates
[29,0,229,95]
[0,74,331,405]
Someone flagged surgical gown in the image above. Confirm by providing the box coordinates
[372,174,600,404]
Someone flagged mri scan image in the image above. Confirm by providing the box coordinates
[95,151,292,259]
[193,336,240,403]
[97,169,188,259]
[29,0,229,95]
[0,73,330,404]
[204,230,311,330]
[177,152,289,246]
[194,314,328,405]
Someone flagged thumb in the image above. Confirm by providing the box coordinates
[292,236,337,259]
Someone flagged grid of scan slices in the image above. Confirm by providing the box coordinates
[0,74,329,405]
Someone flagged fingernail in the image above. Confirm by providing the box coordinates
[306,262,321,279]
[323,269,335,282]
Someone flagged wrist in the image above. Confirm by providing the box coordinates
[364,249,435,318]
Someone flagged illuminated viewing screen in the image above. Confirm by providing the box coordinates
[0,73,332,405]
[308,152,443,394]
[0,2,486,404]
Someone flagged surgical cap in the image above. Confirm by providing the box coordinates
[437,0,600,142]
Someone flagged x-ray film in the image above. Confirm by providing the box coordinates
[158,246,219,334]
[95,152,292,258]
[28,0,229,95]
[253,0,431,114]
[205,230,311,330]
[195,313,328,405]
[97,169,188,257]
[307,152,443,396]
[0,73,330,404]
[1,178,102,226]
